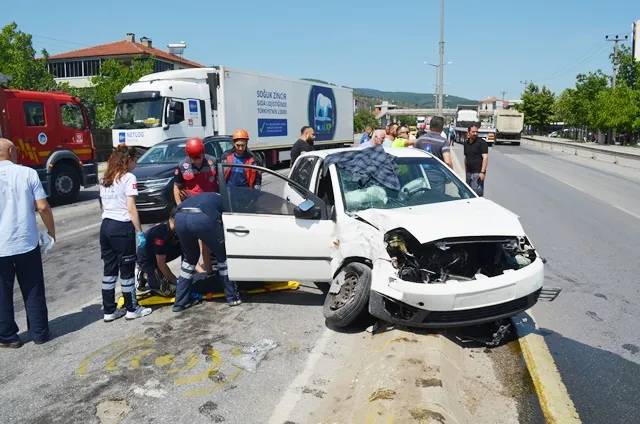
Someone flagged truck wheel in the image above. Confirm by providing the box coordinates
[323,262,372,328]
[50,164,80,205]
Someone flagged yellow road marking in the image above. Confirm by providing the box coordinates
[130,349,157,368]
[183,369,242,397]
[516,311,581,423]
[77,335,139,376]
[174,350,221,385]
[154,354,176,367]
[105,340,154,372]
[167,352,199,375]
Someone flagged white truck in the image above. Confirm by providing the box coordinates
[494,109,524,145]
[453,105,495,146]
[112,67,354,166]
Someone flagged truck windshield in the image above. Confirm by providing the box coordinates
[113,98,164,129]
[336,157,475,214]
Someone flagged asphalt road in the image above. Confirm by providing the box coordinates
[0,163,532,424]
[452,142,640,424]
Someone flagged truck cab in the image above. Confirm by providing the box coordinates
[0,86,98,204]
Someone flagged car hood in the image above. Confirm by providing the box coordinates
[132,163,178,180]
[355,197,525,244]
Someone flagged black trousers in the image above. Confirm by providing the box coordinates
[100,218,136,313]
[0,247,49,343]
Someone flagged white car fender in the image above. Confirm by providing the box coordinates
[330,217,389,278]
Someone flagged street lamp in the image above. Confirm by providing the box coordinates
[424,61,452,110]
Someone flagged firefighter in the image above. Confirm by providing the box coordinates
[173,137,218,275]
[99,145,152,322]
[221,129,263,189]
[172,192,241,311]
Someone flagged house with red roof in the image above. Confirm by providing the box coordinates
[46,33,204,88]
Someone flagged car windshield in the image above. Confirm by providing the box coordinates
[113,98,164,129]
[336,156,475,214]
[137,142,187,164]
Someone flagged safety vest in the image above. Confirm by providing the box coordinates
[224,154,257,188]
[176,154,218,195]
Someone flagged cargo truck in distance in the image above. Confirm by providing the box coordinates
[453,105,495,146]
[494,109,524,145]
[112,67,354,167]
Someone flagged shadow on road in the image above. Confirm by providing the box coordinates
[18,304,103,344]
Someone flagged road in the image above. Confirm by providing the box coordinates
[0,163,533,424]
[451,142,640,423]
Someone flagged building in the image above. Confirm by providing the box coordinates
[45,33,204,88]
[353,97,370,113]
[479,96,501,112]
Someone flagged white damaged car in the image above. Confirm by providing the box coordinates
[216,146,546,328]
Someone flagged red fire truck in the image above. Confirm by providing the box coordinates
[0,75,98,204]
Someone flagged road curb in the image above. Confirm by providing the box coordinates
[514,311,582,424]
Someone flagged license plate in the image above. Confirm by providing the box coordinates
[453,285,516,309]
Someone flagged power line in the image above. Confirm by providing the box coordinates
[536,40,608,82]
[31,34,89,47]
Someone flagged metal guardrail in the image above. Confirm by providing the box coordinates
[521,136,640,169]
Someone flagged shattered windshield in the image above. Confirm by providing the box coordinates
[337,157,475,214]
[113,98,164,129]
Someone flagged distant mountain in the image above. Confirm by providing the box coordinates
[353,88,477,109]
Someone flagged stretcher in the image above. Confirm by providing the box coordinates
[117,281,300,308]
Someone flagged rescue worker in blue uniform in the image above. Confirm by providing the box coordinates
[172,192,241,311]
[98,145,152,322]
[221,129,263,189]
[136,208,182,297]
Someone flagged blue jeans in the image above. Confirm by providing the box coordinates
[173,211,239,308]
[0,246,49,343]
[466,172,485,197]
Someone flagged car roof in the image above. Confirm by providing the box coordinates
[306,146,435,160]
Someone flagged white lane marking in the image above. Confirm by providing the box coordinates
[58,222,102,240]
[268,327,334,424]
[505,154,640,221]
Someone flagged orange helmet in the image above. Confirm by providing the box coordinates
[232,129,249,141]
[185,137,205,159]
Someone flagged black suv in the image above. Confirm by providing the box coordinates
[132,136,234,216]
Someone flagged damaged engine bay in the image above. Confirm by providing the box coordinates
[385,230,538,284]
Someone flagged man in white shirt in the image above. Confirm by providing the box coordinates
[0,138,55,348]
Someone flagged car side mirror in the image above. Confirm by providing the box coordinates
[294,199,320,219]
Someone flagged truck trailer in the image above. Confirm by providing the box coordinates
[112,67,354,167]
[453,105,495,146]
[494,109,524,145]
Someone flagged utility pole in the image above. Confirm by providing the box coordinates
[500,90,507,102]
[438,0,445,116]
[605,34,628,144]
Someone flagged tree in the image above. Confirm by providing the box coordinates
[396,115,417,126]
[516,82,555,131]
[90,57,155,129]
[612,44,640,90]
[592,84,640,134]
[353,109,379,133]
[554,71,609,129]
[0,22,56,91]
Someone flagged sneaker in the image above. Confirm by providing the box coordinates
[228,299,242,307]
[125,306,153,320]
[0,340,22,349]
[104,308,126,322]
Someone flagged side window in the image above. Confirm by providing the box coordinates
[204,142,216,158]
[24,102,46,127]
[169,100,185,124]
[224,164,325,217]
[60,104,84,130]
[288,157,317,193]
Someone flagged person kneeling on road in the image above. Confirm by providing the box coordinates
[136,207,182,297]
[172,192,241,312]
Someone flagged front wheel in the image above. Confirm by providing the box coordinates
[50,164,80,205]
[323,262,372,328]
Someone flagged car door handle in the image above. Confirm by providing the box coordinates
[227,227,250,234]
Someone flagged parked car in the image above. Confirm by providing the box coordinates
[215,147,546,329]
[133,136,234,216]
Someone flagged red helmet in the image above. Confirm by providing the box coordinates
[185,138,204,159]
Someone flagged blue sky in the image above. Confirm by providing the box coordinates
[4,0,638,101]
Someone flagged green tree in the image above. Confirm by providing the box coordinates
[396,115,418,126]
[90,57,155,129]
[554,71,609,129]
[592,84,640,134]
[353,109,379,133]
[611,44,640,90]
[0,22,56,91]
[516,83,555,131]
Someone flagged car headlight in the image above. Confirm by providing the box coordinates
[143,177,173,191]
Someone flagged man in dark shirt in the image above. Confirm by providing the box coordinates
[463,125,489,196]
[136,208,183,297]
[415,116,453,194]
[290,126,316,166]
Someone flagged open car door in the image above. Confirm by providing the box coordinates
[218,162,334,283]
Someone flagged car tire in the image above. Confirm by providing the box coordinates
[513,142,521,146]
[50,164,80,205]
[323,262,372,328]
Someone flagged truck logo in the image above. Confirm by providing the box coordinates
[37,133,48,145]
[189,100,198,113]
[307,85,336,142]
[118,132,126,143]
